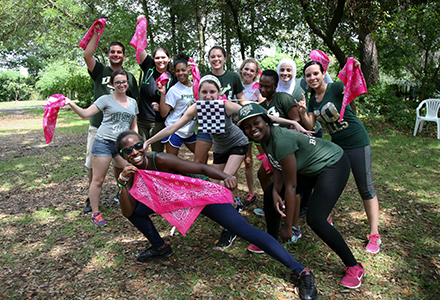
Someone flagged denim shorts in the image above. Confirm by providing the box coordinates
[91,139,119,158]
[196,131,213,143]
[161,133,197,148]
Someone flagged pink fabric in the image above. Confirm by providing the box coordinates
[130,17,148,64]
[252,71,262,89]
[337,57,367,121]
[309,50,330,72]
[42,94,66,144]
[188,58,201,100]
[78,18,106,50]
[130,170,233,235]
[257,153,274,174]
[156,72,169,87]
[218,94,227,100]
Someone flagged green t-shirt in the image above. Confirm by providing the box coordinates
[205,71,244,99]
[259,92,297,128]
[88,61,139,128]
[307,82,370,149]
[261,126,343,177]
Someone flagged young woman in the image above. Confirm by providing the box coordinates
[115,130,318,300]
[238,58,264,207]
[136,15,176,153]
[238,103,366,289]
[194,46,245,165]
[297,60,381,254]
[157,53,196,156]
[65,69,138,226]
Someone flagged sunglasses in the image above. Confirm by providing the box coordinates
[120,141,143,155]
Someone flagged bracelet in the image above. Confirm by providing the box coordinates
[117,179,128,188]
[225,175,236,180]
[119,174,130,182]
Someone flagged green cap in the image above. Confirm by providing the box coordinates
[237,103,267,125]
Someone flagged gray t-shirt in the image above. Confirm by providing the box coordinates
[94,94,139,141]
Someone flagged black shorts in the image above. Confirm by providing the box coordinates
[213,144,248,164]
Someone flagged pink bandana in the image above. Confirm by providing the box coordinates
[337,57,367,121]
[156,72,169,87]
[78,18,106,50]
[42,94,66,143]
[130,17,148,64]
[188,58,201,100]
[130,170,233,235]
[309,50,330,72]
[257,153,274,174]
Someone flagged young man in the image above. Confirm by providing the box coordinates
[81,22,139,213]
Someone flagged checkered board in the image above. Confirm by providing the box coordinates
[197,100,226,134]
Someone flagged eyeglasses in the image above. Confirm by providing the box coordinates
[120,141,143,155]
[114,80,128,86]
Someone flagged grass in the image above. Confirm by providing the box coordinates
[0,108,439,299]
[0,100,46,109]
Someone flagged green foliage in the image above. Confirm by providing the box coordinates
[259,53,303,77]
[0,70,35,102]
[36,60,93,106]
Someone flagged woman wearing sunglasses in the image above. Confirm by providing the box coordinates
[65,69,138,226]
[114,130,318,300]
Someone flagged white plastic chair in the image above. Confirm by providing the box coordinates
[413,99,440,139]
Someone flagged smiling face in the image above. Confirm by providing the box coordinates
[108,45,125,66]
[279,63,294,82]
[304,64,325,90]
[111,74,128,94]
[199,82,220,100]
[120,135,145,167]
[241,62,258,84]
[154,50,170,73]
[175,62,190,85]
[208,49,226,71]
[259,75,277,100]
[242,115,270,144]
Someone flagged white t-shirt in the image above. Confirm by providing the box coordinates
[243,81,260,101]
[164,82,196,138]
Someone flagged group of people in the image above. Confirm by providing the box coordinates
[63,16,385,300]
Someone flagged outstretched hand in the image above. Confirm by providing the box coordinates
[64,97,72,106]
[223,176,237,190]
[120,164,138,179]
[295,93,307,114]
[143,140,150,151]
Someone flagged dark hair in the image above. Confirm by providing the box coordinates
[303,61,324,75]
[174,52,189,68]
[208,46,226,58]
[108,42,125,55]
[239,114,273,141]
[153,47,173,74]
[110,69,128,84]
[261,69,279,86]
[115,130,144,155]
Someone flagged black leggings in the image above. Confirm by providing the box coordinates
[263,153,358,267]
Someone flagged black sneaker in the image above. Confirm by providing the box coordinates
[215,229,236,248]
[136,242,173,262]
[83,197,92,214]
[298,268,318,300]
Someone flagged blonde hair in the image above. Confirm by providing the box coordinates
[239,58,261,82]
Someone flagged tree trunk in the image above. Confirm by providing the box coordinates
[141,0,155,49]
[194,3,205,68]
[224,0,245,60]
[359,28,379,87]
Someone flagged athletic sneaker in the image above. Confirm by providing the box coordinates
[247,244,264,254]
[243,193,257,207]
[215,229,236,248]
[340,263,365,289]
[366,234,381,254]
[291,226,302,243]
[234,196,243,212]
[113,191,120,204]
[91,211,107,226]
[136,242,174,262]
[253,208,265,216]
[327,216,333,226]
[298,268,318,300]
[83,197,92,214]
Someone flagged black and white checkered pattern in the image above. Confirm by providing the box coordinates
[197,100,226,134]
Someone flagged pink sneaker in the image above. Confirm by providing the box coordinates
[366,234,381,254]
[340,263,365,289]
[327,216,333,226]
[247,244,264,254]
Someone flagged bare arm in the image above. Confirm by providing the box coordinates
[268,115,314,135]
[225,100,243,116]
[295,93,316,131]
[83,23,103,73]
[144,104,197,149]
[158,83,172,118]
[65,98,100,119]
[130,115,138,132]
[236,91,245,100]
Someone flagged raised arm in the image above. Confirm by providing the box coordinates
[83,23,103,72]
[158,83,172,118]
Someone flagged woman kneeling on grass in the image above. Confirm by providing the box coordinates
[238,103,366,289]
[115,130,318,300]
